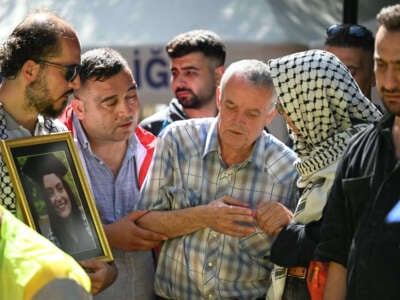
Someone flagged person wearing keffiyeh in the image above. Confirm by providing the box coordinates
[266,49,382,300]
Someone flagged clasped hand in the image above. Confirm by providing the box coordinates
[207,196,293,237]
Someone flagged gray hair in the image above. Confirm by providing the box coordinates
[377,4,400,30]
[220,59,273,91]
[219,59,276,111]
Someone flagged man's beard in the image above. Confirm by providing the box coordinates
[176,88,214,109]
[178,94,203,109]
[25,75,70,118]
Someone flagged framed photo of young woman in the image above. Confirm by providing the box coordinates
[0,132,113,262]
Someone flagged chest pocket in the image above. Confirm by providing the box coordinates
[342,175,371,233]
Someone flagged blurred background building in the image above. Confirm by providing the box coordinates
[0,0,397,141]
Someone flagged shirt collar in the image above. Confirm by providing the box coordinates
[1,107,46,135]
[34,114,46,134]
[377,113,394,132]
[251,133,270,170]
[377,113,395,151]
[203,118,219,157]
[72,114,92,151]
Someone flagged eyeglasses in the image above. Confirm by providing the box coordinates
[326,24,371,38]
[35,59,81,82]
[276,102,284,115]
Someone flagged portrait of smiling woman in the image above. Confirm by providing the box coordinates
[22,152,97,256]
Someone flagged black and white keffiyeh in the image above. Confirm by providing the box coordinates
[266,50,382,300]
[268,50,382,177]
[0,102,62,214]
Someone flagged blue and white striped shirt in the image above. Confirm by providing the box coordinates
[137,117,298,299]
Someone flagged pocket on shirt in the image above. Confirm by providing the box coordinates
[166,186,202,209]
[342,175,371,229]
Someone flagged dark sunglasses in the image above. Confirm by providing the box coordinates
[326,24,370,38]
[35,59,81,82]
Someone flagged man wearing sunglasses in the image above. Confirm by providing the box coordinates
[324,23,375,101]
[34,59,81,83]
[0,10,116,297]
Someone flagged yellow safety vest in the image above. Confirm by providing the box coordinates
[0,205,91,299]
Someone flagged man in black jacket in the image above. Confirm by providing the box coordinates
[316,4,400,299]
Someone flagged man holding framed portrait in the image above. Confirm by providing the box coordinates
[0,10,116,296]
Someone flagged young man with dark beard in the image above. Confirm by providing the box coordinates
[139,29,225,136]
[316,4,400,299]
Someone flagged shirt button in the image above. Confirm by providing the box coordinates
[208,294,213,299]
[208,262,213,268]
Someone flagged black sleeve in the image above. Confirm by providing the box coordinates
[270,220,321,267]
[314,158,350,266]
